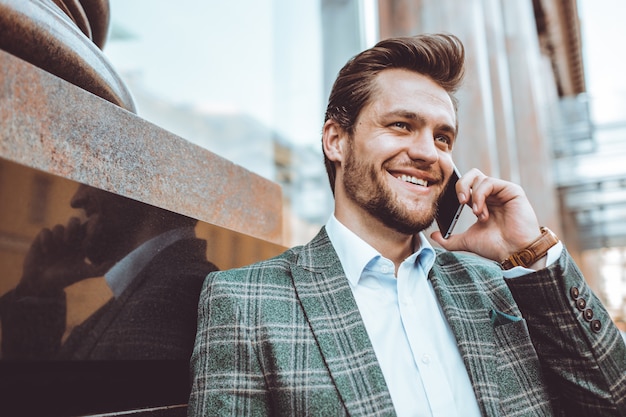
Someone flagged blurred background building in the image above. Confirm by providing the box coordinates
[102,0,626,323]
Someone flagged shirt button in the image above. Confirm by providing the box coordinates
[421,354,431,364]
[381,265,390,274]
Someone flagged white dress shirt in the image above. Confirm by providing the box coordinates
[105,226,196,298]
[325,215,562,417]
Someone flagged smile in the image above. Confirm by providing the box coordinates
[398,174,429,187]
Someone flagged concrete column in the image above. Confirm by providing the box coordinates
[500,0,562,233]
[321,0,364,104]
[482,0,520,184]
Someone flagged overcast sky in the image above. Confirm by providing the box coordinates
[578,0,626,124]
[105,0,323,146]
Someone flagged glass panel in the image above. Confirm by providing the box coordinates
[0,157,285,415]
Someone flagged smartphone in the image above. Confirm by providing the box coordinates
[435,166,464,239]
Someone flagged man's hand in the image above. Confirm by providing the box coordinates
[16,217,112,297]
[430,169,544,265]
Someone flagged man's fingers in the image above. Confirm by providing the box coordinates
[430,230,466,252]
[457,169,492,221]
[65,217,86,247]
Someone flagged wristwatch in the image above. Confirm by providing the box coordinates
[500,227,559,270]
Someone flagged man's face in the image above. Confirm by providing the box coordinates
[336,68,457,235]
[70,185,145,265]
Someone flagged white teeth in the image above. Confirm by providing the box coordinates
[400,174,428,187]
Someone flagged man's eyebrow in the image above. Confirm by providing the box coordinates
[382,110,457,135]
[382,109,422,121]
[438,123,457,137]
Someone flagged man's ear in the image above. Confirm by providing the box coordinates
[322,119,347,163]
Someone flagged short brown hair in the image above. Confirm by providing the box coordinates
[323,33,466,192]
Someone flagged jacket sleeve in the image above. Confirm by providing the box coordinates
[188,271,270,417]
[505,247,626,417]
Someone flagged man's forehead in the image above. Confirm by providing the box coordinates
[368,69,457,126]
[373,69,452,100]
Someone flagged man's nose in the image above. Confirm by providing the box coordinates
[70,184,90,209]
[406,131,439,165]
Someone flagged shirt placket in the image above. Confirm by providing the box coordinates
[397,261,458,417]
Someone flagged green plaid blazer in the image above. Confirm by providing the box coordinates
[189,228,626,416]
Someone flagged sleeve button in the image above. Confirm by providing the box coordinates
[576,298,587,311]
[570,286,580,299]
[590,320,602,333]
[583,308,594,322]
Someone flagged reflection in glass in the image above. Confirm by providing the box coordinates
[1,180,219,360]
[0,159,284,361]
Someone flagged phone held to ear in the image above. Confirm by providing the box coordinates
[436,166,464,239]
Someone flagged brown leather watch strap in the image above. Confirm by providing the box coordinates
[500,227,559,270]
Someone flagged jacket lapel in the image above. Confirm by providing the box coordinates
[290,228,396,416]
[429,256,500,417]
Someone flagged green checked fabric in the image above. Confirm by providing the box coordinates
[189,228,626,417]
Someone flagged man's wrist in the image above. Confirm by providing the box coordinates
[500,227,559,270]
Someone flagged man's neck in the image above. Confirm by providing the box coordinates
[334,209,417,272]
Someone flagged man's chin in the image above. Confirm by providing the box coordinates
[383,214,436,236]
[84,246,107,269]
[84,256,116,276]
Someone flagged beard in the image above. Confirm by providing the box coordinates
[82,209,143,266]
[342,142,439,235]
[82,215,119,266]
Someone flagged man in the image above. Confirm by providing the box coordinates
[1,184,218,360]
[188,34,626,416]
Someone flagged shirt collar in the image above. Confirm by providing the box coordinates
[325,214,436,286]
[105,226,196,298]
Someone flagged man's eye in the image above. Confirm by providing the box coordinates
[392,122,409,130]
[435,135,450,144]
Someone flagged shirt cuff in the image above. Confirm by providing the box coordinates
[502,241,563,278]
